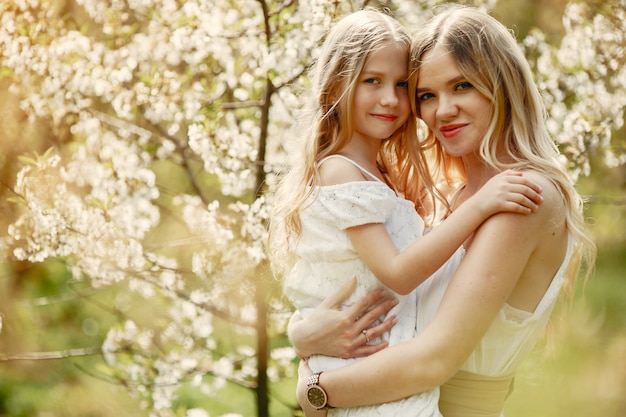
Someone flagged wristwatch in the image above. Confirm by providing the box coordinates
[306,371,334,410]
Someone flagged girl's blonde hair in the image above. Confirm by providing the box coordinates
[409,5,596,294]
[270,8,441,272]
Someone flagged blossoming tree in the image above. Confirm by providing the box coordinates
[0,0,623,416]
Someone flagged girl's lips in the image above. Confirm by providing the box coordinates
[440,123,466,138]
[372,114,397,122]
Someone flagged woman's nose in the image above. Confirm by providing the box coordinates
[436,94,458,120]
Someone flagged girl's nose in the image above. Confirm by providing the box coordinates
[381,86,399,107]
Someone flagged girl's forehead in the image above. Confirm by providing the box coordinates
[363,46,409,76]
[365,41,409,63]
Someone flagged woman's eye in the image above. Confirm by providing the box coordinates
[397,81,408,88]
[456,82,472,91]
[364,78,379,84]
[418,92,434,101]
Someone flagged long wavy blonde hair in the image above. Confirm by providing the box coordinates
[269,8,442,273]
[409,5,596,294]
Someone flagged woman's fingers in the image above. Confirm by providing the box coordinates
[361,313,397,341]
[345,312,397,357]
[340,296,398,358]
[319,276,358,310]
[345,287,393,322]
[349,341,390,358]
[352,295,398,329]
[298,358,313,380]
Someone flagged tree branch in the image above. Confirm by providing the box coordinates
[0,347,102,361]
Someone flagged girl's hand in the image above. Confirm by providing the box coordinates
[472,170,543,216]
[288,277,398,359]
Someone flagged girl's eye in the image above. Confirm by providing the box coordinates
[364,78,379,84]
[456,82,472,91]
[397,81,408,88]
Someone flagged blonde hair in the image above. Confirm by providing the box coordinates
[409,5,596,294]
[270,8,440,272]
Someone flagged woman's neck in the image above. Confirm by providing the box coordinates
[460,158,500,198]
[461,144,516,196]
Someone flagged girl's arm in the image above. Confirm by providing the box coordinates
[297,174,563,407]
[348,170,543,294]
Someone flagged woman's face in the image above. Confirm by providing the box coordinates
[415,44,492,159]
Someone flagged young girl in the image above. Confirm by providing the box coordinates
[290,5,596,417]
[269,8,543,417]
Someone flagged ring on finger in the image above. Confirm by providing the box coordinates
[362,329,370,343]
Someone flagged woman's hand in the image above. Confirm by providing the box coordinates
[297,360,327,417]
[288,277,398,359]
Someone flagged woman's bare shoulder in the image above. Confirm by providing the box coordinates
[480,169,566,241]
[517,169,566,214]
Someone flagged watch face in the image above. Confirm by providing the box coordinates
[306,385,328,408]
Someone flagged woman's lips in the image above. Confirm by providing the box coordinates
[440,123,466,138]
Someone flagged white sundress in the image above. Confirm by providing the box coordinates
[283,154,441,417]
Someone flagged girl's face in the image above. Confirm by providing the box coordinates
[416,44,492,159]
[350,43,410,145]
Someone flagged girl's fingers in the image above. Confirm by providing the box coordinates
[504,170,543,194]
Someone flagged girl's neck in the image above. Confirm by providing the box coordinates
[337,140,381,174]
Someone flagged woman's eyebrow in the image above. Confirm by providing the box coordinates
[416,75,465,92]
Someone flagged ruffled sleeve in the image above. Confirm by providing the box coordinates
[305,181,398,229]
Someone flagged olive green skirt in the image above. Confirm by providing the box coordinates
[439,370,515,417]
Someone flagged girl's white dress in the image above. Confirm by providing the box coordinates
[283,155,440,416]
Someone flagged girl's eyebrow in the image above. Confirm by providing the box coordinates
[360,70,385,76]
[361,69,408,78]
[416,75,465,92]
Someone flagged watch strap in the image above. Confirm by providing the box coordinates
[307,371,322,387]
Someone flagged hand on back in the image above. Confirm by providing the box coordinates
[472,170,544,217]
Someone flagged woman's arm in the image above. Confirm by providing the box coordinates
[299,178,562,407]
[349,170,543,294]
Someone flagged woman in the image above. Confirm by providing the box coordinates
[289,5,596,417]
